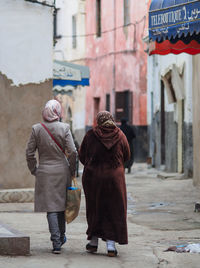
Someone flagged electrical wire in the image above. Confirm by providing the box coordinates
[61,16,146,39]
[24,0,55,8]
[57,16,147,61]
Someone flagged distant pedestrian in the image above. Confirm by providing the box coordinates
[79,111,130,257]
[26,99,77,254]
[72,133,80,177]
[120,118,136,173]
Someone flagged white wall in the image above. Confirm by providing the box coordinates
[147,53,193,124]
[54,0,87,136]
[0,0,53,86]
[73,86,86,130]
[54,0,86,61]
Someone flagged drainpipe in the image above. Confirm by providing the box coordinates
[24,0,60,46]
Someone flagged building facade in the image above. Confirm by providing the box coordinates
[85,0,149,162]
[147,53,193,176]
[0,0,54,189]
[192,54,200,186]
[53,0,88,145]
[147,0,200,178]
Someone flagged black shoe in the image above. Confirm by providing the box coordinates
[52,248,61,254]
[107,249,118,257]
[86,243,98,253]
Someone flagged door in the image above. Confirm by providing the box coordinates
[115,90,133,123]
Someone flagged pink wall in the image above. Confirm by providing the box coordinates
[85,0,148,126]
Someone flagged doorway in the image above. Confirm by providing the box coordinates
[160,81,165,165]
[93,97,100,126]
[115,90,133,123]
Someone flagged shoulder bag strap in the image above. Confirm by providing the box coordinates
[40,123,66,155]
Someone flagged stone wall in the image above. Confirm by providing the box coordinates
[0,73,53,189]
[133,126,148,163]
[183,122,193,177]
[165,112,177,173]
[150,111,193,176]
[192,54,200,187]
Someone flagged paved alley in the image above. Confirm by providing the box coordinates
[1,164,200,268]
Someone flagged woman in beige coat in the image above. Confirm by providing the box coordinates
[26,99,77,254]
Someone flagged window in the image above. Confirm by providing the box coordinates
[72,15,77,48]
[96,0,101,37]
[106,94,110,111]
[124,0,130,26]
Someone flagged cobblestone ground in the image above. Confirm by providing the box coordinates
[1,164,200,268]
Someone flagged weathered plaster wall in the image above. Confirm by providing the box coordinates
[165,112,178,172]
[85,0,148,161]
[73,85,87,144]
[0,0,53,86]
[55,0,86,62]
[0,0,54,188]
[54,0,87,143]
[0,74,53,189]
[147,54,193,124]
[85,0,148,126]
[193,54,200,186]
[184,122,193,177]
[147,53,193,174]
[55,86,86,145]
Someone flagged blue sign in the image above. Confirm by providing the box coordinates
[53,78,89,87]
[149,0,200,41]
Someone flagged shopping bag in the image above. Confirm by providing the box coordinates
[65,177,81,224]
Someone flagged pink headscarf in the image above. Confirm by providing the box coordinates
[42,99,61,122]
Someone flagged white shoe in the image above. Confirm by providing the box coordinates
[106,240,118,257]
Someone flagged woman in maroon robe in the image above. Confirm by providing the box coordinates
[79,111,130,257]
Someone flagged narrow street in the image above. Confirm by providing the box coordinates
[1,1,200,267]
[1,164,200,268]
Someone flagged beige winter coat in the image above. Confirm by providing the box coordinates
[26,121,77,212]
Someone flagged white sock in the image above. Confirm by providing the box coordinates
[106,240,116,251]
[90,236,98,246]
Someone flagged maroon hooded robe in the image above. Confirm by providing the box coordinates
[79,125,130,244]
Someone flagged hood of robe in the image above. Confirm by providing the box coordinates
[93,125,121,150]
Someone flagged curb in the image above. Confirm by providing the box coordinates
[0,189,34,203]
[0,222,30,255]
[157,172,186,180]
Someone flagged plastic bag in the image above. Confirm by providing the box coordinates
[65,177,81,224]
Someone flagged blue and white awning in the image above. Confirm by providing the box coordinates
[53,60,90,87]
[149,0,200,42]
